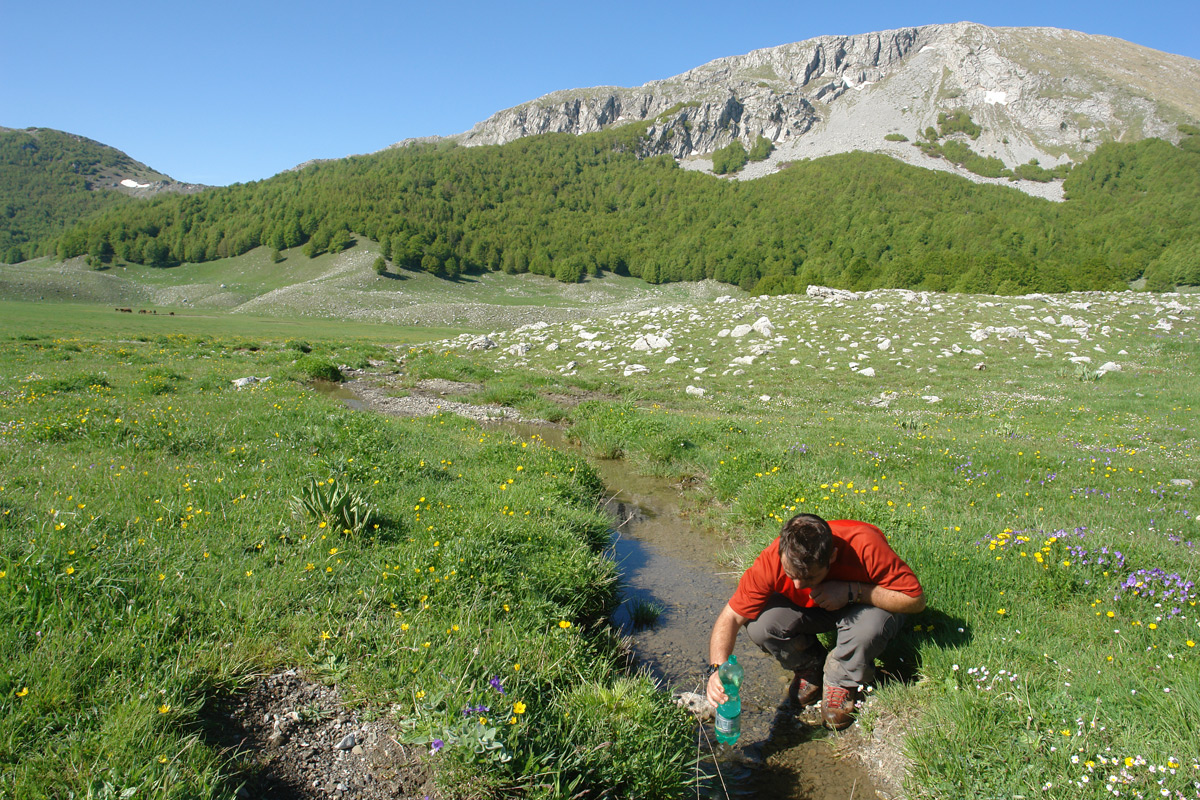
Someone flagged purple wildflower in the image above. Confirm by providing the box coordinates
[489,676,506,694]
[430,739,444,754]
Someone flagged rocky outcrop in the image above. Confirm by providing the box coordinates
[413,22,1200,196]
[453,27,929,158]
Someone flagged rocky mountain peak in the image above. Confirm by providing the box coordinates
[420,22,1200,199]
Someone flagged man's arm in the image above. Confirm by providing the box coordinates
[809,581,926,614]
[706,603,751,706]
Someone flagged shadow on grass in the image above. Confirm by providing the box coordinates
[878,606,972,685]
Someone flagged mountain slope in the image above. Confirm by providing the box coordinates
[433,22,1200,198]
[0,127,203,262]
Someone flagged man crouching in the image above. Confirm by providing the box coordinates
[705,513,925,730]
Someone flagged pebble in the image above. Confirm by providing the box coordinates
[335,733,357,750]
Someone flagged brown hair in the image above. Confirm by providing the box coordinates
[778,514,834,578]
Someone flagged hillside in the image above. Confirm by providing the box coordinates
[0,127,202,262]
[43,122,1200,296]
[441,22,1200,199]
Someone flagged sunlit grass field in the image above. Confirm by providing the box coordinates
[2,285,1198,799]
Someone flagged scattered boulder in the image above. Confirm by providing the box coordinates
[631,333,672,351]
[806,285,861,302]
[730,324,754,338]
[623,364,649,377]
[232,376,269,388]
[751,316,775,336]
[858,367,876,377]
[466,336,496,351]
[686,385,706,397]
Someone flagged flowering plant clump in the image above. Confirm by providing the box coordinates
[1114,568,1196,617]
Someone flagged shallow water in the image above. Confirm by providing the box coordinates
[505,424,880,800]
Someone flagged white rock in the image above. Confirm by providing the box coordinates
[623,364,649,377]
[857,367,876,377]
[731,356,756,366]
[730,324,754,338]
[1097,362,1121,374]
[686,385,706,397]
[759,395,771,402]
[466,336,496,351]
[751,316,775,336]
[921,395,942,403]
[545,342,559,352]
[664,355,680,364]
[807,285,861,301]
[878,338,892,350]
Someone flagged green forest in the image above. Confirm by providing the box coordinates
[0,128,154,262]
[15,121,1200,294]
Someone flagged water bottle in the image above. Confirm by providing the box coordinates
[714,654,744,745]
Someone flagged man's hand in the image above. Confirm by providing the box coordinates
[706,669,727,707]
[807,580,853,610]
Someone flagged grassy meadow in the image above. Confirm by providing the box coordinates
[1,272,1198,798]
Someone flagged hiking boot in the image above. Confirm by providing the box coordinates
[821,685,860,730]
[788,669,822,707]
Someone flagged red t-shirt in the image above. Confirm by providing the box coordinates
[728,519,923,620]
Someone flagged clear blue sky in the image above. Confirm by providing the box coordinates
[4,0,1196,186]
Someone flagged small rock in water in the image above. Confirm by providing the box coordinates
[673,691,716,721]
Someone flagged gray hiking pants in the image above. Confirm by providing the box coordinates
[745,593,903,690]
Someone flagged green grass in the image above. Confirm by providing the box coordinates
[411,288,1200,798]
[0,300,462,344]
[3,282,1199,799]
[0,316,693,798]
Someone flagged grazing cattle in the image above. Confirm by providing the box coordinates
[116,307,133,313]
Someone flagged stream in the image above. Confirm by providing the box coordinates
[317,382,879,799]
[513,424,880,800]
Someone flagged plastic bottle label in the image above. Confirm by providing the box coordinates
[715,713,738,734]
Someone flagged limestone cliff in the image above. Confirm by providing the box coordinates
[400,22,1200,198]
